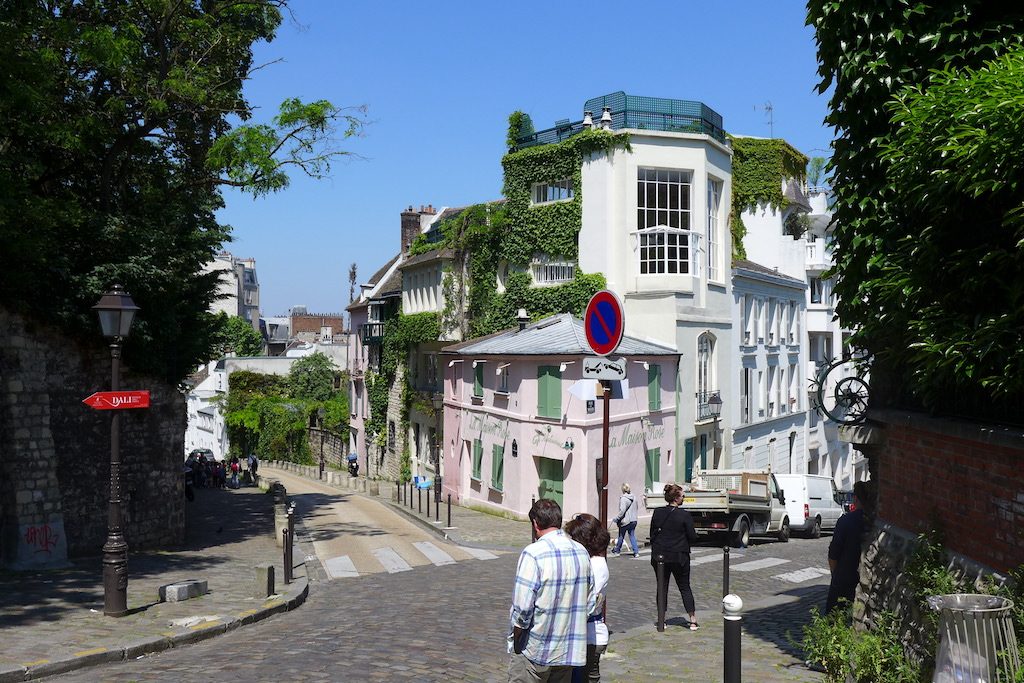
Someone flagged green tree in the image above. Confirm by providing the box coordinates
[0,1,366,384]
[287,353,337,403]
[807,156,827,187]
[215,314,265,357]
[807,1,1024,409]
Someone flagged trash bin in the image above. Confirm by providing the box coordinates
[927,593,1020,683]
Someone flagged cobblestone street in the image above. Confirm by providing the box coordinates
[47,467,828,682]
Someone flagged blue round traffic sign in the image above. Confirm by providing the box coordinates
[584,290,625,356]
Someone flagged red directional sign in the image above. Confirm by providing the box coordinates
[584,290,625,357]
[82,391,151,410]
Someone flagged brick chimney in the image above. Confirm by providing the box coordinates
[401,205,420,254]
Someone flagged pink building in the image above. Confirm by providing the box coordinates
[441,313,679,519]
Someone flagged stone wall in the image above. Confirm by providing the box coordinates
[0,308,185,569]
[306,427,348,470]
[377,364,407,481]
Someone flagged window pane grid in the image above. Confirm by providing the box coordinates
[638,168,692,275]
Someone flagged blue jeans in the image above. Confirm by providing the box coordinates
[614,521,638,555]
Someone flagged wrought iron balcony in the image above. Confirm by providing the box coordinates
[696,390,722,422]
[360,322,385,345]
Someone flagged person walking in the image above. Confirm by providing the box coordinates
[564,513,610,683]
[508,499,594,683]
[229,456,240,489]
[650,483,700,630]
[247,452,259,486]
[611,483,640,558]
[826,480,868,614]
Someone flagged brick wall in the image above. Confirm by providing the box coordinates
[0,308,185,569]
[290,314,344,337]
[874,409,1024,572]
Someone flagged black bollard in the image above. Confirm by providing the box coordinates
[435,490,440,523]
[723,546,730,598]
[447,493,452,528]
[427,487,431,517]
[723,594,742,683]
[656,553,667,632]
[283,528,292,584]
[418,487,422,514]
[396,479,400,503]
[531,495,537,542]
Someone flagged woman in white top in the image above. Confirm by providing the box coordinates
[565,513,611,682]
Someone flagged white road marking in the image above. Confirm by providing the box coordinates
[414,541,455,566]
[372,546,413,573]
[730,557,791,572]
[691,552,744,566]
[773,567,831,583]
[324,555,358,579]
[461,547,498,561]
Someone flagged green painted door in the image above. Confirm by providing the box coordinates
[537,457,564,508]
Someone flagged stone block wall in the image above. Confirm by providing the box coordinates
[306,427,348,470]
[378,364,407,481]
[0,308,185,569]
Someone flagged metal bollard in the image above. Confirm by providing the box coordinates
[723,546,730,598]
[426,487,431,517]
[447,493,452,528]
[656,554,667,632]
[435,490,440,523]
[282,528,292,584]
[396,479,401,503]
[418,487,422,514]
[531,495,537,542]
[723,594,743,683]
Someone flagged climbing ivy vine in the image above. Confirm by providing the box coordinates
[729,135,808,258]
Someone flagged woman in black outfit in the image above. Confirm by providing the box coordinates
[650,483,700,630]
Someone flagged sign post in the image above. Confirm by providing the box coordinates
[583,290,625,529]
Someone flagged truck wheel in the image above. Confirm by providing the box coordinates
[777,518,790,543]
[731,519,750,548]
[810,517,822,539]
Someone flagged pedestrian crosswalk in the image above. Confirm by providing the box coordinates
[323,541,499,579]
[622,546,830,587]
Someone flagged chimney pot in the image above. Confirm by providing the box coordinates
[582,111,593,129]
[517,308,530,331]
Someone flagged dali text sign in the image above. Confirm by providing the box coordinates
[82,390,151,410]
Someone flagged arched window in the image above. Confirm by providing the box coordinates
[697,333,715,408]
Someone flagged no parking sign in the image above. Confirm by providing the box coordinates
[584,290,624,357]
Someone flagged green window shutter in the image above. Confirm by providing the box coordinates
[684,439,695,483]
[645,447,660,491]
[472,439,482,480]
[474,364,484,397]
[538,366,561,418]
[648,364,661,411]
[492,444,504,490]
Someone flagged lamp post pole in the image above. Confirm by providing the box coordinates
[708,392,723,470]
[318,408,325,480]
[93,285,139,618]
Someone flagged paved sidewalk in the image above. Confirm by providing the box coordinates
[0,483,308,683]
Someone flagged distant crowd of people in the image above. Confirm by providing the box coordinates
[183,451,259,498]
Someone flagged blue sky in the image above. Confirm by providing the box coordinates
[218,1,833,317]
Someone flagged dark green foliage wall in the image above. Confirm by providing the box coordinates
[729,136,808,258]
[808,1,1024,411]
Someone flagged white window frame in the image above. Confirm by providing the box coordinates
[697,333,714,399]
[741,368,752,424]
[496,363,510,394]
[810,277,824,304]
[531,179,574,205]
[531,258,576,286]
[707,179,722,281]
[636,168,694,275]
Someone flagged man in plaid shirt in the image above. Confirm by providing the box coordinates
[508,499,594,682]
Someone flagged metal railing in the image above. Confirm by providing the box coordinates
[360,322,385,344]
[696,390,722,421]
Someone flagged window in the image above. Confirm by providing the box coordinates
[741,368,752,424]
[645,447,661,491]
[742,295,753,345]
[472,439,483,480]
[426,354,438,390]
[788,301,798,343]
[531,259,576,285]
[778,366,787,415]
[758,371,765,417]
[767,299,777,345]
[697,333,714,399]
[810,277,824,304]
[497,366,509,393]
[648,364,662,411]
[637,168,692,275]
[473,362,484,398]
[491,444,504,491]
[537,366,562,419]
[388,421,396,451]
[532,179,573,204]
[789,363,799,411]
[707,179,722,281]
[767,367,776,418]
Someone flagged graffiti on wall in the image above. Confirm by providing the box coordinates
[24,523,61,555]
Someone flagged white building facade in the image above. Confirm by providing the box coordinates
[203,251,260,330]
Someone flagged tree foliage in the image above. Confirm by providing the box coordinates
[287,352,337,403]
[0,0,366,384]
[215,314,265,357]
[807,1,1024,409]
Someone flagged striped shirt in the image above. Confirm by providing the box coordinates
[508,530,594,667]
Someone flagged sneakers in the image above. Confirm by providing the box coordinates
[633,553,641,559]
[689,621,700,631]
[610,551,621,557]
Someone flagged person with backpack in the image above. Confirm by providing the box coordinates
[611,483,640,558]
[229,457,240,489]
[247,453,259,486]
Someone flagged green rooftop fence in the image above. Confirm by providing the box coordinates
[512,91,726,151]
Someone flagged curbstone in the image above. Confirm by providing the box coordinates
[0,663,26,683]
[121,634,172,660]
[167,619,227,648]
[24,646,120,681]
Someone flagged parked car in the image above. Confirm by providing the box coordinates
[774,474,846,538]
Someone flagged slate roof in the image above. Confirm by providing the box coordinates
[732,259,806,287]
[399,248,456,270]
[347,253,402,311]
[441,313,677,356]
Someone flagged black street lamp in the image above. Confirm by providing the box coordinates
[92,284,139,617]
[317,407,326,480]
[708,392,723,469]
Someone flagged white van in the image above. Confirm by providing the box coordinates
[774,474,846,538]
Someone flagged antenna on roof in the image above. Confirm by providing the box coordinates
[756,101,775,138]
